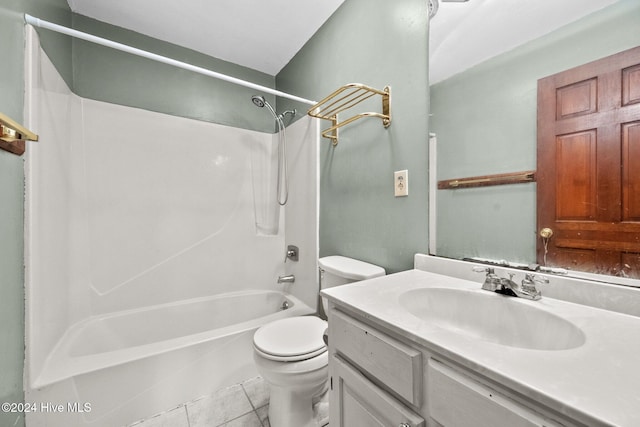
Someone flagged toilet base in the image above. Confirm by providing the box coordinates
[252,316,329,427]
[268,380,328,427]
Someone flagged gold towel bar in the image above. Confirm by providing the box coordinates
[307,83,391,146]
[0,112,39,156]
[438,171,536,189]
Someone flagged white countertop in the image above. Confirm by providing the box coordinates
[322,269,640,427]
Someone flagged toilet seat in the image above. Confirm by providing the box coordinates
[254,316,327,362]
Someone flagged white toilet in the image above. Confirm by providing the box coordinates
[253,255,385,427]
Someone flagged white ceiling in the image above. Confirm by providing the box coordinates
[67,0,346,76]
[429,0,620,84]
[67,0,620,81]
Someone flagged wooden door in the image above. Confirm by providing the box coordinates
[537,46,640,278]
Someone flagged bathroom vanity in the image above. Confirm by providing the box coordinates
[322,261,640,427]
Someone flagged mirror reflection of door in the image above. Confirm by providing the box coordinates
[537,46,640,278]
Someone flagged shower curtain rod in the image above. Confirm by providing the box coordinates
[24,14,317,106]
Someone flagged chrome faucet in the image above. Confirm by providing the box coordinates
[473,267,545,300]
[277,274,295,284]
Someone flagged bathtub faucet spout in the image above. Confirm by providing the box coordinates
[277,274,295,284]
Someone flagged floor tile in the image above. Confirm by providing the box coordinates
[222,411,263,427]
[127,375,330,427]
[313,389,329,426]
[187,384,254,427]
[129,405,189,427]
[241,376,270,409]
[255,405,269,427]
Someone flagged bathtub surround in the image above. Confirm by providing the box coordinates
[23,27,318,426]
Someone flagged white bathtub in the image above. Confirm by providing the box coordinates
[28,290,314,426]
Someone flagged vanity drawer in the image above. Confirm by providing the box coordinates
[332,354,425,427]
[428,359,564,427]
[331,309,422,406]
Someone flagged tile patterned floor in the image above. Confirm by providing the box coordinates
[126,376,329,427]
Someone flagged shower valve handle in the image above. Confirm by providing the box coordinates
[285,245,299,262]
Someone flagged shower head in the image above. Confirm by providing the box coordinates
[251,95,266,108]
[251,95,279,122]
[250,95,289,205]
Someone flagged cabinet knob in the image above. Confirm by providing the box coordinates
[399,423,411,427]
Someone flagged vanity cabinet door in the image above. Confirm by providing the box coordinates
[331,355,425,427]
[428,359,564,427]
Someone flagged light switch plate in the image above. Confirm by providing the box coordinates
[394,170,408,197]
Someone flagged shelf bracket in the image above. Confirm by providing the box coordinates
[0,112,39,156]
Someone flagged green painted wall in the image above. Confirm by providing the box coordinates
[71,14,277,133]
[431,0,640,263]
[277,0,430,273]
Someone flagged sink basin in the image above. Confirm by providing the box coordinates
[398,288,585,350]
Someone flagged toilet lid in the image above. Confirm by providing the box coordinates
[318,256,386,280]
[254,317,327,361]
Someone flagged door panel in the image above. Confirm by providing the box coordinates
[537,46,640,278]
[623,121,640,221]
[622,64,640,106]
[555,78,597,119]
[555,131,597,220]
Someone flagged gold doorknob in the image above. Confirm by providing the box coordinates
[539,228,553,239]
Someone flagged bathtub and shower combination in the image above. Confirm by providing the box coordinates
[30,291,313,426]
[23,27,319,426]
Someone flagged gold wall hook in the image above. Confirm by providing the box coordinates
[0,112,39,156]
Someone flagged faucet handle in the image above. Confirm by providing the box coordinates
[284,245,299,263]
[473,266,502,291]
[472,266,495,274]
[524,273,549,285]
[533,274,549,285]
[521,274,544,299]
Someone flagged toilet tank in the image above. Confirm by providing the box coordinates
[319,256,386,290]
[319,256,385,315]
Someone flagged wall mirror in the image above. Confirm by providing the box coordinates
[429,0,640,286]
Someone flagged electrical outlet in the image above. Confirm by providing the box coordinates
[394,170,408,197]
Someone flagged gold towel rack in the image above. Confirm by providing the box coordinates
[307,83,391,146]
[0,112,39,156]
